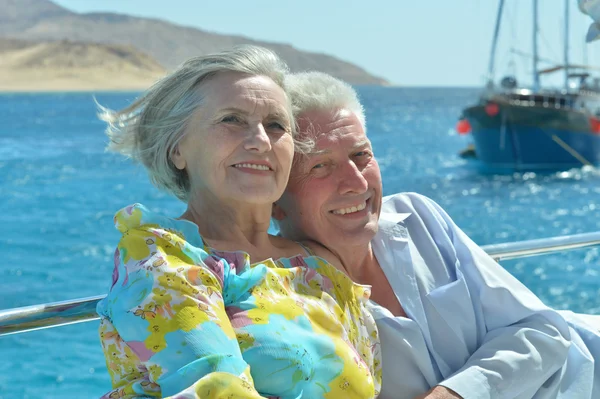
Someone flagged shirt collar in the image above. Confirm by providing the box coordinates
[378,211,412,240]
[380,211,411,224]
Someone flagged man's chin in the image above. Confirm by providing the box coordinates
[334,223,378,248]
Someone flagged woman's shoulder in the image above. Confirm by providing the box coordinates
[113,203,201,243]
[267,235,315,258]
[300,240,344,271]
[276,240,372,304]
[114,203,160,233]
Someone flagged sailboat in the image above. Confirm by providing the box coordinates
[457,0,600,170]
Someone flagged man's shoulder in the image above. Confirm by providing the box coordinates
[379,192,451,234]
[381,192,435,213]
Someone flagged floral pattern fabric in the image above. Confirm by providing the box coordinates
[97,203,382,398]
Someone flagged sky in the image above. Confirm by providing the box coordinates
[51,0,599,87]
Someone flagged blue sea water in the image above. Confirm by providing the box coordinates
[1,87,599,398]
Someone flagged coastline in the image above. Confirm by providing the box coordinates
[0,87,149,93]
[0,55,166,92]
[0,72,161,92]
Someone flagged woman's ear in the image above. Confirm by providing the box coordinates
[171,145,186,170]
[272,202,287,220]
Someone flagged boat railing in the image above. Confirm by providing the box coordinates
[494,91,581,111]
[2,231,600,337]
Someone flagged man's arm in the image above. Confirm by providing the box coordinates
[398,193,571,399]
[415,385,462,399]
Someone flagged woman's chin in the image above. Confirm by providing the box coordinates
[232,187,283,206]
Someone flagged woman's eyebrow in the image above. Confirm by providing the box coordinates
[216,107,289,120]
[217,107,248,115]
[267,108,290,120]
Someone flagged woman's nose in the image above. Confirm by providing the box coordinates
[244,123,272,152]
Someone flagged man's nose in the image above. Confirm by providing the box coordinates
[244,123,272,153]
[338,161,368,195]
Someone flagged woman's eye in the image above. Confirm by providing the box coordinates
[221,115,241,123]
[267,121,287,131]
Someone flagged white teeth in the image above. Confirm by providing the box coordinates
[332,202,366,215]
[234,163,270,171]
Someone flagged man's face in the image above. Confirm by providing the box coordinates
[275,109,383,253]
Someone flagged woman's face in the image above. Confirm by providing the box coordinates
[172,71,294,206]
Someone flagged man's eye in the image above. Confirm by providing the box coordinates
[355,151,371,157]
[311,163,325,170]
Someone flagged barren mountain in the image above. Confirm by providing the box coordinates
[0,38,166,91]
[0,0,388,87]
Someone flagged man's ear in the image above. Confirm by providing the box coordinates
[171,144,186,170]
[272,202,287,221]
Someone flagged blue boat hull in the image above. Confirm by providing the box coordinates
[464,103,600,170]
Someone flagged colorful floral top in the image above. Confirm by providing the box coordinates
[96,204,382,399]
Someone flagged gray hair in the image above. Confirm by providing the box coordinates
[98,45,294,202]
[284,72,366,150]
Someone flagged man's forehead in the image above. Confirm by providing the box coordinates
[307,137,371,157]
[297,108,364,138]
[296,114,370,157]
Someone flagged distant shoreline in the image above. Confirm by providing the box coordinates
[0,87,147,93]
[0,77,157,93]
[0,83,481,93]
[0,66,164,94]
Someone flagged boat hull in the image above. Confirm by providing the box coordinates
[463,102,600,170]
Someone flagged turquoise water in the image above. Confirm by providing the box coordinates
[1,88,599,398]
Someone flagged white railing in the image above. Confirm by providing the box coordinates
[2,231,600,337]
[483,231,600,261]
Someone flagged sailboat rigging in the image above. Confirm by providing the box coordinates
[457,0,600,170]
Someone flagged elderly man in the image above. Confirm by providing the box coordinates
[273,72,600,399]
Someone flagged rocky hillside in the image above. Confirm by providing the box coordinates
[0,0,388,89]
[0,38,166,91]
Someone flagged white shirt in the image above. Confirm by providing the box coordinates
[371,192,600,399]
[368,301,435,398]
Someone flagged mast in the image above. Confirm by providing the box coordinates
[533,0,540,91]
[487,0,505,88]
[564,0,570,91]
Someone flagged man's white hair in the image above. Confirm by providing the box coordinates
[98,45,293,202]
[285,71,366,135]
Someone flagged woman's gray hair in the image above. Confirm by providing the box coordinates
[284,72,366,152]
[98,45,294,202]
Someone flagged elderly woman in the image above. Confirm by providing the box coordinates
[273,72,600,399]
[96,47,381,399]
